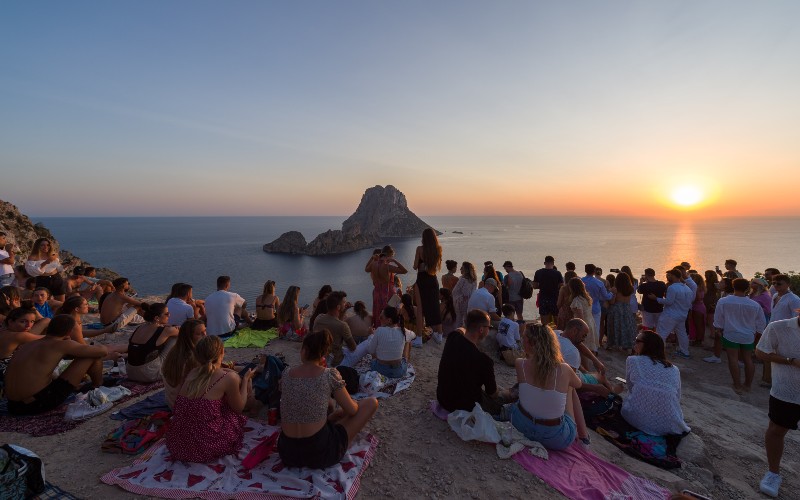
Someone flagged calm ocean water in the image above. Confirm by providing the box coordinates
[35,216,799,311]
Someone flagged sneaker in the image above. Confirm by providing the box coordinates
[673,350,690,359]
[411,336,423,348]
[760,471,782,497]
[703,355,722,364]
[432,332,443,345]
[65,398,113,421]
[87,388,109,407]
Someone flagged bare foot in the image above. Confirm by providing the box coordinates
[732,385,745,394]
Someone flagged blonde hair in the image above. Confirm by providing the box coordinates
[523,323,563,387]
[184,335,224,398]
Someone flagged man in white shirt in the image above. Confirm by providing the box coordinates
[166,283,204,327]
[467,278,501,321]
[650,269,694,358]
[755,316,800,498]
[713,278,767,393]
[204,276,247,336]
[0,232,16,287]
[759,274,800,388]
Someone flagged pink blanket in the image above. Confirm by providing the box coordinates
[101,419,378,499]
[513,443,671,500]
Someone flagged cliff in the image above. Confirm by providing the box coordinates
[263,185,437,255]
[0,199,122,282]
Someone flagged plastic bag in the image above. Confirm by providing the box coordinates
[447,403,501,443]
[359,371,386,394]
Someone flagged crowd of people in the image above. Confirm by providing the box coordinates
[1,229,799,497]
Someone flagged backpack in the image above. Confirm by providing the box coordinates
[0,444,45,498]
[253,355,287,410]
[519,272,535,300]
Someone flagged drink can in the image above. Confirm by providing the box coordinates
[268,408,278,426]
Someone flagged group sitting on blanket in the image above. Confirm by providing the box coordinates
[436,309,690,451]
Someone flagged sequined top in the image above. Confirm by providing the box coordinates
[280,367,345,424]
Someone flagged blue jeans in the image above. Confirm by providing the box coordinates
[510,402,576,450]
[371,359,407,379]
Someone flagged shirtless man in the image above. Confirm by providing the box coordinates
[100,277,143,328]
[5,314,107,415]
[365,245,407,327]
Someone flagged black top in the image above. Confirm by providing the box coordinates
[437,331,497,412]
[533,268,564,298]
[638,280,667,313]
[127,326,166,366]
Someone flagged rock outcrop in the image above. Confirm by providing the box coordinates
[263,185,437,255]
[0,199,122,281]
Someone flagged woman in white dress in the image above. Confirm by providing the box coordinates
[451,261,477,329]
[621,330,691,436]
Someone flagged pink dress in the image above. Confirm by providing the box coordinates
[166,375,247,463]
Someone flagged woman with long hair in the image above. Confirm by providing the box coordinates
[412,228,443,343]
[367,306,415,377]
[399,293,424,342]
[162,319,206,408]
[24,238,66,301]
[277,285,308,341]
[606,272,637,351]
[749,278,772,324]
[57,296,126,359]
[313,285,332,310]
[556,271,577,330]
[620,266,639,315]
[704,270,720,333]
[166,335,253,463]
[0,307,42,380]
[278,330,378,469]
[345,300,372,344]
[0,286,49,334]
[510,323,582,450]
[441,260,459,291]
[452,261,477,328]
[688,273,707,345]
[253,280,280,330]
[439,287,457,334]
[482,263,504,313]
[568,277,597,353]
[621,330,690,436]
[125,303,179,383]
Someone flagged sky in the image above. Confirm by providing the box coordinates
[2,1,799,217]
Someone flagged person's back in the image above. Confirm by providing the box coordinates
[205,289,241,336]
[166,296,194,327]
[437,331,496,412]
[100,291,126,324]
[467,286,495,314]
[621,355,689,436]
[715,294,766,343]
[313,313,354,366]
[345,313,371,341]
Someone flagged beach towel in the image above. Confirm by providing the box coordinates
[349,355,416,399]
[580,392,685,469]
[513,442,671,500]
[101,419,378,500]
[34,482,79,500]
[110,390,170,420]
[0,379,163,437]
[224,328,279,349]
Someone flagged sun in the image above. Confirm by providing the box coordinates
[671,185,704,207]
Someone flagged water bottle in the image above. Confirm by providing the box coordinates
[117,359,127,377]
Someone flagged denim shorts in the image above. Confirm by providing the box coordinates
[510,402,576,450]
[371,358,407,379]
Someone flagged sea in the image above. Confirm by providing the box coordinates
[35,216,799,309]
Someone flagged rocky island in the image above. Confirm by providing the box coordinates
[263,185,437,255]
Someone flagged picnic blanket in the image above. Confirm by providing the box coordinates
[580,392,685,469]
[514,442,671,500]
[101,419,378,499]
[0,379,163,437]
[224,328,279,348]
[349,354,416,399]
[34,481,79,500]
[111,390,170,420]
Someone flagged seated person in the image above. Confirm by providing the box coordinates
[31,287,62,319]
[313,291,357,366]
[278,330,378,469]
[0,286,50,335]
[100,277,143,329]
[466,278,502,321]
[166,335,254,463]
[205,276,250,336]
[65,266,99,300]
[365,306,415,377]
[165,282,203,327]
[437,309,511,414]
[0,307,44,381]
[4,315,107,415]
[57,297,125,358]
[252,280,279,330]
[621,330,691,436]
[497,304,523,366]
[21,277,37,301]
[510,323,582,450]
[345,301,372,343]
[161,319,206,408]
[125,303,179,383]
[278,285,308,340]
[557,318,622,397]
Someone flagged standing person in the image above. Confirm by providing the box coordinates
[649,269,693,359]
[750,278,773,324]
[0,232,15,287]
[755,315,800,498]
[638,268,667,330]
[452,262,477,328]
[441,260,459,291]
[606,272,637,352]
[24,238,66,301]
[620,266,639,316]
[502,261,525,320]
[712,278,767,393]
[556,271,577,330]
[533,255,564,325]
[704,270,721,336]
[764,268,781,296]
[253,280,279,330]
[688,274,707,346]
[413,228,443,344]
[365,246,407,328]
[204,276,247,337]
[582,264,613,348]
[166,283,202,327]
[760,274,800,388]
[568,277,597,353]
[716,259,743,279]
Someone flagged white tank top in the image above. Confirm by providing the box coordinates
[519,361,567,420]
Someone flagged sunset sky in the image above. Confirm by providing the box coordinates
[2,1,798,217]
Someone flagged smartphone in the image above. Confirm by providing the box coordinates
[614,377,627,384]
[610,268,621,273]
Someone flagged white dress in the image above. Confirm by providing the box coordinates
[621,356,690,436]
[451,277,477,329]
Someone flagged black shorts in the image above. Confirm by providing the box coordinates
[769,395,800,431]
[278,421,348,469]
[35,274,66,297]
[8,378,75,416]
[251,318,278,330]
[538,295,558,316]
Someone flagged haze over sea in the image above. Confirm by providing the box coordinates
[36,216,799,310]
